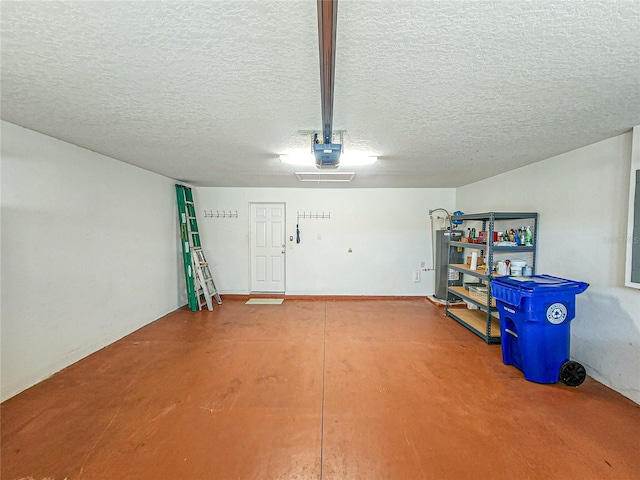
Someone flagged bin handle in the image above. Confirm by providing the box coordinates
[505,328,518,338]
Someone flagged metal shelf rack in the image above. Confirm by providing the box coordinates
[445,212,538,344]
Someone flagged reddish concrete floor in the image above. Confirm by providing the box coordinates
[2,299,639,480]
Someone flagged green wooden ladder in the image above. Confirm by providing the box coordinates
[176,185,221,311]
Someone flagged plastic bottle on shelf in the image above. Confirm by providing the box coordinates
[525,226,533,246]
[470,252,478,270]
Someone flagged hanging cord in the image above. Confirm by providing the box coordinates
[296,224,301,243]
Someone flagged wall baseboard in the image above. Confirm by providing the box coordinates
[220,294,429,301]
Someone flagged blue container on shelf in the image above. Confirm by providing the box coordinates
[490,275,589,385]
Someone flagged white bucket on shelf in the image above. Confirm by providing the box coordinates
[510,260,527,277]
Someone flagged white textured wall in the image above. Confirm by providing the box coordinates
[1,122,181,401]
[195,188,455,296]
[456,132,640,404]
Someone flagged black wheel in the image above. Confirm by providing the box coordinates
[559,361,586,386]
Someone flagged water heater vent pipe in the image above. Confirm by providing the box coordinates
[428,208,452,271]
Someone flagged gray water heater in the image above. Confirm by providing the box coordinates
[434,229,463,300]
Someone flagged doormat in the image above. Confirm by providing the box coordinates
[245,298,284,305]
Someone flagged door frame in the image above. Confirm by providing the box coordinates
[248,202,286,293]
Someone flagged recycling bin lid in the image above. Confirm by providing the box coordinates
[492,274,588,293]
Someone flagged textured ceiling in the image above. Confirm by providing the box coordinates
[2,0,639,188]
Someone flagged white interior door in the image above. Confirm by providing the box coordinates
[250,203,285,292]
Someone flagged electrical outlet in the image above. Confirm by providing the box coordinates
[413,270,420,282]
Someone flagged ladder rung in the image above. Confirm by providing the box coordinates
[187,216,196,220]
[185,201,194,205]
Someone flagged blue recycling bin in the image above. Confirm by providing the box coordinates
[490,275,589,385]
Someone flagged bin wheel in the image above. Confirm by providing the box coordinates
[559,361,586,386]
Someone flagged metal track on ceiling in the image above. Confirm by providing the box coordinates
[317,0,338,145]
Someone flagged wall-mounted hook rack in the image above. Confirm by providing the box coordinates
[204,210,238,219]
[297,210,331,221]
